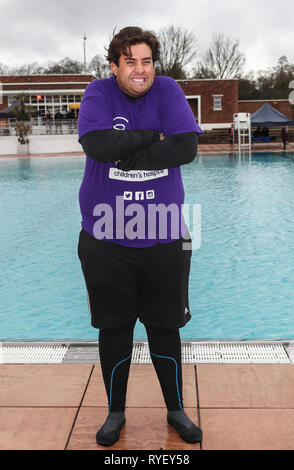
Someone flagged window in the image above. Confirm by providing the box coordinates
[8,96,16,105]
[213,95,222,111]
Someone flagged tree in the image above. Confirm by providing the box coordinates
[9,62,46,75]
[244,56,294,100]
[194,33,245,79]
[12,94,33,145]
[271,56,294,99]
[156,25,197,79]
[44,57,84,74]
[88,54,111,78]
[0,62,9,74]
[238,72,260,100]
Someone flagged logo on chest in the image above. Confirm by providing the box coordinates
[113,116,129,130]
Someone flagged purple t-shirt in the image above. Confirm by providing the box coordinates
[78,75,202,247]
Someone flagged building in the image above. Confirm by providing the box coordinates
[0,74,239,130]
[1,73,293,129]
[177,79,239,130]
[0,74,95,118]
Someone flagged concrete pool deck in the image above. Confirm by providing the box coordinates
[0,142,293,158]
[1,346,294,450]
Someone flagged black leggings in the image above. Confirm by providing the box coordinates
[98,320,183,412]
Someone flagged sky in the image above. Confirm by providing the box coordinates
[0,0,293,76]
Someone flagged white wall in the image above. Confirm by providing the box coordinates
[0,134,82,155]
[201,123,232,131]
[0,136,17,155]
[0,125,234,155]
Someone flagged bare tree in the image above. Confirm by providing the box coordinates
[0,62,9,74]
[156,25,198,79]
[5,62,46,75]
[44,57,84,74]
[194,33,245,79]
[88,54,111,78]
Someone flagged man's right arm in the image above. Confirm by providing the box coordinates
[79,128,160,164]
[78,80,160,163]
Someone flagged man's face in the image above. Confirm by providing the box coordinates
[110,43,155,98]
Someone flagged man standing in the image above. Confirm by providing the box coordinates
[78,26,203,447]
[54,109,63,134]
[281,127,288,149]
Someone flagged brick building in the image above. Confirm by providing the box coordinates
[1,74,292,130]
[0,74,238,129]
[0,74,95,118]
[177,79,239,129]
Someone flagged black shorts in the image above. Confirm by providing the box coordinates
[78,229,192,330]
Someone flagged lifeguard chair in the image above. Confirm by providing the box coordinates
[233,113,251,153]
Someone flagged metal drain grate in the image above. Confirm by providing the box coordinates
[0,343,68,364]
[183,342,290,364]
[131,341,291,364]
[0,341,292,364]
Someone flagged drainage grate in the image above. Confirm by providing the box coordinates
[132,343,152,363]
[181,342,291,364]
[130,342,291,364]
[0,341,292,364]
[0,343,68,364]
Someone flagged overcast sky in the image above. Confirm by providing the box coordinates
[1,0,293,75]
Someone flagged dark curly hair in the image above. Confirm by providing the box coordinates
[106,26,160,66]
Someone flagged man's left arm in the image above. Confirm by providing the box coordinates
[117,132,198,171]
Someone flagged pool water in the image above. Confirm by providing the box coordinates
[1,153,294,341]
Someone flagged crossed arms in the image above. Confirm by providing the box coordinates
[79,129,198,171]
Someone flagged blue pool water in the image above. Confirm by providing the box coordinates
[1,153,294,341]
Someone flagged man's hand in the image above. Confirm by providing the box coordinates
[114,133,163,165]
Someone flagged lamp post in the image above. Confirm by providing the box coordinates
[83,33,87,72]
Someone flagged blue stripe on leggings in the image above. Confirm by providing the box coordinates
[109,354,132,412]
[150,352,183,410]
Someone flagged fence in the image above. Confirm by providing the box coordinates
[0,118,78,137]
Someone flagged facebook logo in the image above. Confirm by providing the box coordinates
[135,192,144,200]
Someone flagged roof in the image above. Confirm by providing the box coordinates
[251,103,294,127]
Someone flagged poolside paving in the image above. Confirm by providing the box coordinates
[0,142,293,158]
[1,363,294,450]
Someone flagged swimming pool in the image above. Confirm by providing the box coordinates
[1,152,294,341]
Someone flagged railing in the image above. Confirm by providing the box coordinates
[0,118,78,136]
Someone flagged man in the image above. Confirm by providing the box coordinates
[43,109,53,134]
[54,109,63,134]
[281,127,288,149]
[78,26,203,447]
